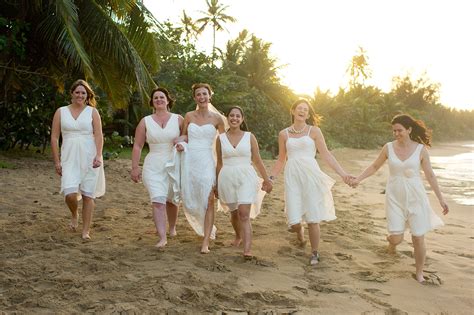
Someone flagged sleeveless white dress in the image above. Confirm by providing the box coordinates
[217,132,265,219]
[180,123,218,238]
[284,127,336,225]
[385,142,444,236]
[60,106,105,198]
[142,114,180,204]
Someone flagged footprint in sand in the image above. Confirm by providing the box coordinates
[334,252,353,260]
[351,270,388,283]
[364,288,391,297]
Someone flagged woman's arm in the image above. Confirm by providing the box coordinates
[250,133,272,193]
[131,118,146,183]
[50,108,62,175]
[175,113,191,150]
[269,130,288,179]
[92,108,104,168]
[420,147,449,215]
[215,113,226,134]
[313,127,351,183]
[215,136,223,193]
[353,144,388,185]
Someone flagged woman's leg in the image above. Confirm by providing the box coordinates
[152,202,168,248]
[81,195,94,239]
[230,210,242,246]
[65,193,79,230]
[412,235,426,282]
[289,223,305,244]
[238,204,252,256]
[166,201,178,237]
[307,223,320,252]
[201,193,215,254]
[387,233,404,253]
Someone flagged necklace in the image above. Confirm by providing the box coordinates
[289,124,307,134]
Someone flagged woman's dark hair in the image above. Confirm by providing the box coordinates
[225,106,248,131]
[192,83,213,97]
[290,99,321,125]
[70,79,96,107]
[391,114,432,146]
[149,87,175,110]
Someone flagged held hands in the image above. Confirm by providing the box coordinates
[92,155,102,168]
[131,167,142,183]
[175,143,184,152]
[262,179,273,193]
[341,173,357,188]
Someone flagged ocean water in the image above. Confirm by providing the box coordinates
[431,144,474,206]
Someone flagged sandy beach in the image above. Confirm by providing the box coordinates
[0,143,472,314]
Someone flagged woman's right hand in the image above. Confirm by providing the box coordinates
[176,143,184,152]
[131,167,142,183]
[54,162,62,176]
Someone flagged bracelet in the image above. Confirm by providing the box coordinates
[269,175,275,181]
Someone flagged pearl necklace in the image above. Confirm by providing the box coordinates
[289,124,307,134]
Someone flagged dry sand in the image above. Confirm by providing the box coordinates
[0,144,472,314]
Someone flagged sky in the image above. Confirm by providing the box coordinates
[144,0,474,110]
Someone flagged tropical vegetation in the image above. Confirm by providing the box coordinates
[0,0,472,155]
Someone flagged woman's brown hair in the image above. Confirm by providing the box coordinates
[391,114,432,146]
[70,79,96,107]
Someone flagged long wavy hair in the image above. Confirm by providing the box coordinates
[391,114,432,146]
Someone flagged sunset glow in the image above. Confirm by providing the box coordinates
[145,0,474,110]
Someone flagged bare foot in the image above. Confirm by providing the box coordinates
[82,232,91,240]
[415,272,425,283]
[243,253,253,260]
[69,218,78,232]
[297,226,305,245]
[169,228,177,237]
[231,237,242,247]
[200,247,210,254]
[155,239,167,248]
[386,235,397,254]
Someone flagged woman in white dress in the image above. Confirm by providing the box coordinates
[176,83,225,254]
[351,114,448,283]
[131,87,183,248]
[216,106,273,258]
[270,99,353,265]
[51,79,106,240]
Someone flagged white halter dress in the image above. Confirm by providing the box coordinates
[142,114,180,204]
[284,127,336,225]
[385,142,444,236]
[217,132,265,218]
[180,123,218,238]
[59,106,105,198]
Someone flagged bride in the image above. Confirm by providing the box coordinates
[176,83,225,253]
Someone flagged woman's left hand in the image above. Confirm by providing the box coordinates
[92,155,102,168]
[440,200,449,215]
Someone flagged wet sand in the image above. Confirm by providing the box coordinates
[0,143,472,314]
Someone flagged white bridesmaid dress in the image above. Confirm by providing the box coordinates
[217,132,265,218]
[284,127,336,225]
[60,105,105,198]
[385,142,444,236]
[142,114,180,204]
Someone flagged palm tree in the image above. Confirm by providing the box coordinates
[180,10,200,41]
[196,0,236,60]
[1,0,160,108]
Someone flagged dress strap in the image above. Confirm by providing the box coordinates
[306,125,312,136]
[285,128,290,139]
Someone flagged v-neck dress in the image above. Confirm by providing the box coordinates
[385,142,444,236]
[59,106,105,198]
[284,127,336,226]
[142,114,180,204]
[180,123,218,238]
[217,132,265,219]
